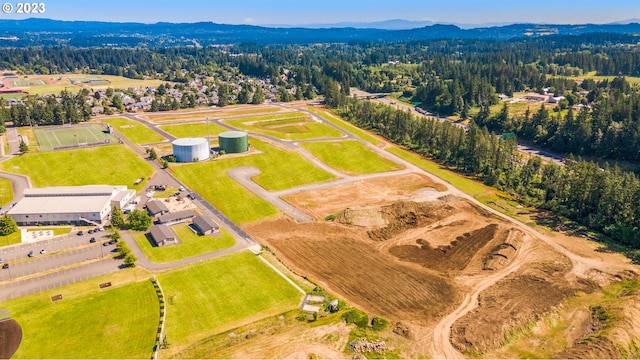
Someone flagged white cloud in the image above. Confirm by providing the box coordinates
[243,17,256,24]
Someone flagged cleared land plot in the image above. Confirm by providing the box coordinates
[159,122,229,138]
[0,178,13,205]
[103,117,165,144]
[225,112,343,140]
[159,251,302,356]
[284,172,447,219]
[25,74,168,96]
[171,138,337,224]
[140,106,282,122]
[133,225,235,263]
[7,281,159,359]
[0,145,154,190]
[301,140,403,175]
[34,124,118,152]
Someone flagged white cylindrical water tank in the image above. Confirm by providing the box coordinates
[172,138,210,162]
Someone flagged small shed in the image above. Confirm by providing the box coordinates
[192,215,219,235]
[149,224,177,247]
[146,200,169,216]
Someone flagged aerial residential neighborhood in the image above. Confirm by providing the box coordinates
[1,1,640,359]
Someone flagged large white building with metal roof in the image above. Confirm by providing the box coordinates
[7,185,135,226]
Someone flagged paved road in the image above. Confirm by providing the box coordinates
[0,159,31,211]
[5,128,19,155]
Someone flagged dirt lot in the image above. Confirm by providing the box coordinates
[0,319,22,359]
[242,171,640,358]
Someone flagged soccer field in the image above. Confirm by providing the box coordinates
[34,124,119,152]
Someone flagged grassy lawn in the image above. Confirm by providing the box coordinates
[0,178,13,205]
[159,251,302,355]
[0,145,154,190]
[17,127,40,152]
[301,140,403,175]
[103,117,165,144]
[225,112,343,140]
[132,225,235,263]
[308,107,382,145]
[141,106,281,122]
[171,138,336,223]
[159,122,229,138]
[8,280,159,359]
[26,74,168,96]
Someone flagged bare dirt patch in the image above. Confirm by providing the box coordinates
[283,172,447,219]
[0,319,22,359]
[245,218,460,325]
[451,260,598,354]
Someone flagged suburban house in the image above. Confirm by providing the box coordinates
[524,93,550,102]
[157,209,196,225]
[191,215,219,235]
[149,224,177,247]
[146,200,169,216]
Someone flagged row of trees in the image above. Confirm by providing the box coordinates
[336,98,640,248]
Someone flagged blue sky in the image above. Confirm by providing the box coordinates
[3,0,639,25]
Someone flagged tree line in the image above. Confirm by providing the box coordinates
[335,97,640,249]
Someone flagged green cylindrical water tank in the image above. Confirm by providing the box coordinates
[218,131,249,154]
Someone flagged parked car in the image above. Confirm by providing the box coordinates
[27,250,34,257]
[2,263,8,269]
[40,249,46,254]
[102,241,109,246]
[108,239,117,245]
[98,226,104,231]
[89,237,96,243]
[88,229,94,234]
[93,228,99,233]
[0,258,2,263]
[77,230,84,236]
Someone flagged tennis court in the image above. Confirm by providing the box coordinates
[34,124,120,152]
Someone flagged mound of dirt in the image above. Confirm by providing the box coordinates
[451,262,597,354]
[389,224,499,272]
[335,207,385,227]
[482,229,524,271]
[365,201,455,241]
[0,319,22,359]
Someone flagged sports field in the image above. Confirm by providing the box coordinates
[7,281,159,359]
[225,112,344,140]
[133,225,236,263]
[34,124,118,152]
[0,145,154,190]
[301,140,404,175]
[171,138,337,223]
[103,117,165,144]
[159,251,302,356]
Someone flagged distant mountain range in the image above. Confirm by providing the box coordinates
[0,18,639,47]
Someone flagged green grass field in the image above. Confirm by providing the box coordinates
[133,225,235,263]
[34,124,119,152]
[0,178,13,206]
[26,74,168,96]
[225,112,344,140]
[171,138,336,223]
[0,145,154,190]
[159,251,302,354]
[308,107,382,145]
[142,106,281,122]
[103,117,165,144]
[159,122,229,138]
[8,280,159,359]
[302,140,403,175]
